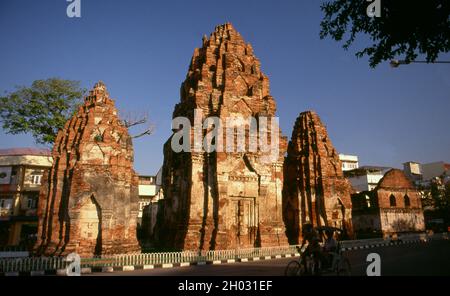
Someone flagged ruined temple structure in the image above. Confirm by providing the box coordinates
[351,169,425,237]
[35,82,140,257]
[283,111,353,244]
[155,23,289,250]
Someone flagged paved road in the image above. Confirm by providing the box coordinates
[89,240,450,276]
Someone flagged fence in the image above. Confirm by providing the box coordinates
[0,257,66,273]
[0,245,300,273]
[1,233,448,274]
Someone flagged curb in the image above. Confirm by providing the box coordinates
[95,253,299,273]
[340,238,432,251]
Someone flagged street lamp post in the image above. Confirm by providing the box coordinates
[390,59,450,68]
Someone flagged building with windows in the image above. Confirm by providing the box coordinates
[138,168,163,244]
[138,175,157,224]
[339,154,359,172]
[351,169,425,238]
[0,148,52,248]
[137,167,163,222]
[344,166,391,193]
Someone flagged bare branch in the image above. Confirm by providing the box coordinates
[120,109,155,139]
[124,118,147,128]
[120,110,149,128]
[132,124,155,139]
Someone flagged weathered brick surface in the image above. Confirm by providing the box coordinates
[154,23,288,250]
[283,111,354,243]
[35,82,140,257]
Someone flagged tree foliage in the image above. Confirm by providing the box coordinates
[433,180,450,219]
[0,78,85,145]
[320,0,450,67]
[421,177,450,226]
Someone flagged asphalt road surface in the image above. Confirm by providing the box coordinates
[89,240,450,276]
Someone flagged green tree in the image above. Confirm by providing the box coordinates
[320,0,450,67]
[421,177,450,228]
[440,181,450,225]
[0,78,85,145]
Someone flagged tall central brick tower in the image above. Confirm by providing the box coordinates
[155,23,289,250]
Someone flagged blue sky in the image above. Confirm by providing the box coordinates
[0,0,449,175]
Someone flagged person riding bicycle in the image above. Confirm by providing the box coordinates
[323,229,337,252]
[297,224,323,273]
[322,229,337,268]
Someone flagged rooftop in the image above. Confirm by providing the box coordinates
[344,165,391,177]
[0,148,51,157]
[339,154,359,161]
[376,169,415,190]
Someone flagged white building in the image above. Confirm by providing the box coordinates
[421,162,450,181]
[137,167,163,224]
[403,161,422,181]
[339,154,359,171]
[137,175,156,222]
[402,161,450,184]
[344,166,391,193]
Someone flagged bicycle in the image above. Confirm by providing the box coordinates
[285,246,320,276]
[284,226,352,276]
[322,240,352,276]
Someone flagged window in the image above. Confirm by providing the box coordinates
[31,174,42,185]
[0,199,12,212]
[404,195,410,208]
[365,195,371,208]
[27,198,37,209]
[10,168,19,184]
[389,194,397,207]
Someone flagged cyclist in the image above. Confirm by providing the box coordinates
[322,229,337,268]
[297,224,323,274]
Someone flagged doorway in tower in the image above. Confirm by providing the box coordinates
[231,197,257,248]
[78,195,102,255]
